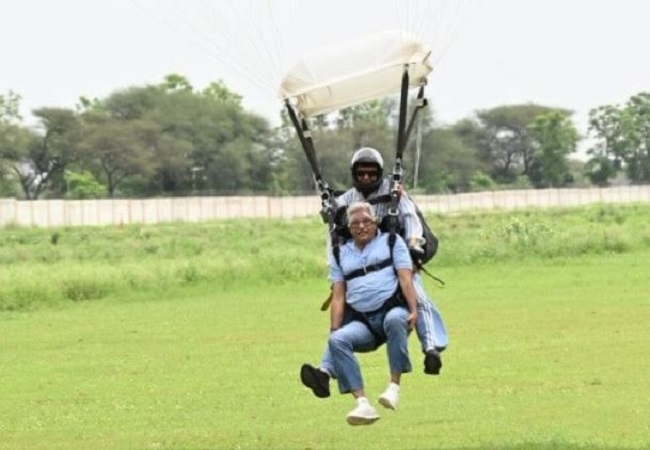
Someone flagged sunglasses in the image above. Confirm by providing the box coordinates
[354,169,379,180]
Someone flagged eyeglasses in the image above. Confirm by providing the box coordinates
[348,218,375,229]
[354,169,379,180]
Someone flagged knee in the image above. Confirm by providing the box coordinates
[417,299,433,311]
[328,330,348,353]
[383,310,407,334]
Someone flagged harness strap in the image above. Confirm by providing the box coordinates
[343,258,393,281]
[348,289,405,347]
[419,265,446,287]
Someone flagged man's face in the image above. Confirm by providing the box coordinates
[348,210,377,246]
[353,163,380,189]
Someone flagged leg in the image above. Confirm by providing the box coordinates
[378,306,411,410]
[328,321,376,394]
[413,274,439,352]
[413,273,448,375]
[328,321,380,426]
[300,343,333,399]
[383,306,412,377]
[319,306,354,376]
[300,309,354,398]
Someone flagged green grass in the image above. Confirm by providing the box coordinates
[2,252,649,449]
[2,203,650,312]
[2,204,650,448]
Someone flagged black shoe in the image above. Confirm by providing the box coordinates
[300,363,331,398]
[424,349,442,375]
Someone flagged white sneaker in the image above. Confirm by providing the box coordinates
[378,385,399,410]
[346,401,380,426]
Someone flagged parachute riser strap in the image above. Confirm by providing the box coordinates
[388,155,402,257]
[402,85,428,155]
[389,65,408,236]
[395,66,410,161]
[419,265,446,288]
[284,100,333,223]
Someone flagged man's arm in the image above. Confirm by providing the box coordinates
[330,281,346,332]
[396,268,417,330]
[397,194,425,252]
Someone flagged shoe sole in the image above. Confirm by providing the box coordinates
[378,396,397,410]
[346,415,380,426]
[300,365,330,398]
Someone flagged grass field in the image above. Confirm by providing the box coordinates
[2,205,650,449]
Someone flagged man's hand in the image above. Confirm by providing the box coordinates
[409,246,425,268]
[407,310,417,331]
[408,237,425,264]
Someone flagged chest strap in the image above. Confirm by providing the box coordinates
[343,258,393,281]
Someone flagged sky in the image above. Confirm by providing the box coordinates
[3,0,650,157]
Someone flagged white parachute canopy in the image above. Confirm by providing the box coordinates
[279,30,433,118]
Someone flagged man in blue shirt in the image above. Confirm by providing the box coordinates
[325,201,418,425]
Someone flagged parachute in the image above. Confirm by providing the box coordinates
[279,29,432,118]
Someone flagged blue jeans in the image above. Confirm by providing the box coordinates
[328,306,412,394]
[319,278,448,377]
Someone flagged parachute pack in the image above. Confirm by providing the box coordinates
[370,194,438,267]
[413,204,439,266]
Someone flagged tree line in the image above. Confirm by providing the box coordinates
[1,74,649,200]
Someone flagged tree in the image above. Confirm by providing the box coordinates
[415,126,484,193]
[0,91,26,196]
[476,104,557,183]
[78,116,158,197]
[527,110,579,187]
[335,99,396,129]
[5,108,81,199]
[588,92,650,184]
[63,170,105,199]
[160,73,193,93]
[201,79,243,107]
[74,77,275,196]
[584,155,616,187]
[0,90,22,123]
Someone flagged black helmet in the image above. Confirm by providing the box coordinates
[350,147,384,195]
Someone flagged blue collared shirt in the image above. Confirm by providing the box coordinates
[328,232,412,312]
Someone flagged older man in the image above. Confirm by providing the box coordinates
[324,201,418,425]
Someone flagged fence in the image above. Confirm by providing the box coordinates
[1,185,650,227]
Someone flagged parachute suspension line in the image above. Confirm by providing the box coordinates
[213,0,282,93]
[263,0,289,84]
[239,0,285,89]
[390,0,475,69]
[142,0,277,95]
[284,100,333,224]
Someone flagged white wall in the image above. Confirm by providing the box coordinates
[1,186,649,227]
